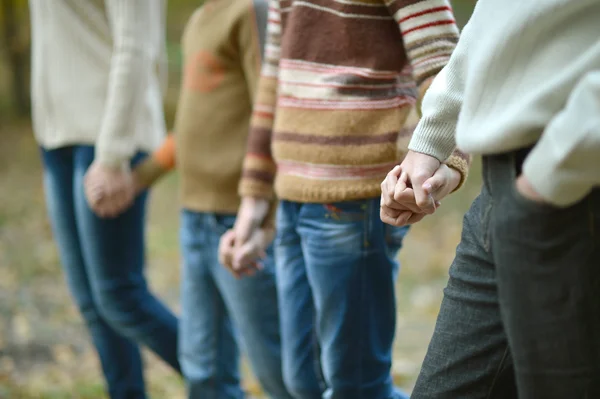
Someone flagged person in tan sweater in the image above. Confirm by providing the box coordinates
[90,1,292,398]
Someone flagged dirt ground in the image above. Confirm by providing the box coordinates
[0,121,481,398]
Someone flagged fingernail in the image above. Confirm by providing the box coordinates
[423,183,432,192]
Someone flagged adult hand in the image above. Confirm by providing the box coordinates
[84,161,134,218]
[396,150,442,214]
[380,165,427,226]
[515,174,547,204]
[380,151,462,227]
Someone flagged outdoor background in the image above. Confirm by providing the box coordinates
[0,1,478,397]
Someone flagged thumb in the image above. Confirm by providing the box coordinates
[423,172,445,199]
[411,176,434,214]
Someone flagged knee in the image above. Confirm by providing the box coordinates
[94,284,146,334]
[282,368,322,399]
[73,295,104,328]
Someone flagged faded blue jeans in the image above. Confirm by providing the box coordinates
[179,210,292,399]
[41,146,180,399]
[275,199,410,399]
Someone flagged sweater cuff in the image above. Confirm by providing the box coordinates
[239,177,275,200]
[408,118,457,162]
[444,152,470,193]
[94,150,130,170]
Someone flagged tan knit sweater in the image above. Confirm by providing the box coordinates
[133,0,269,213]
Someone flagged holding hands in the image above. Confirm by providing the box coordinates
[380,151,461,227]
[84,161,141,218]
[218,197,274,278]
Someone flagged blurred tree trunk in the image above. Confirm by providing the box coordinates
[1,0,30,115]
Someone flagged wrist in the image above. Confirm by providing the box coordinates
[448,167,461,192]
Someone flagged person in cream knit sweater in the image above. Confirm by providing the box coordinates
[381,1,600,398]
[30,1,179,398]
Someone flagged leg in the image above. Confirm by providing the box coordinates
[299,199,408,399]
[493,161,600,398]
[41,147,145,399]
[411,190,516,399]
[275,201,323,399]
[209,214,293,399]
[179,211,244,399]
[72,146,180,371]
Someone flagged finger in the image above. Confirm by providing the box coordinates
[381,177,398,208]
[381,169,398,204]
[233,240,262,270]
[218,230,236,266]
[391,186,422,213]
[412,175,436,214]
[380,204,402,220]
[381,208,413,227]
[380,205,409,226]
[386,165,402,195]
[422,168,447,199]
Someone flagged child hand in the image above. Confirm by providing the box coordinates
[218,226,274,279]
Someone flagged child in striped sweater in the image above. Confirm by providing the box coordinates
[221,0,470,398]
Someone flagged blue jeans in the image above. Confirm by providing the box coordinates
[179,210,292,399]
[41,146,180,399]
[411,150,600,399]
[275,199,410,399]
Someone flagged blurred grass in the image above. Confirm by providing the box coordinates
[0,120,481,397]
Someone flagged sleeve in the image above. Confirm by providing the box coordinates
[387,0,459,106]
[388,0,470,190]
[157,0,169,96]
[523,69,600,206]
[238,0,280,200]
[94,0,152,168]
[132,133,176,189]
[239,0,268,102]
[407,18,470,164]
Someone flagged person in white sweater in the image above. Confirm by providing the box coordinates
[380,1,600,398]
[30,1,180,397]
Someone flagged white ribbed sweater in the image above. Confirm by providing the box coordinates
[29,0,167,167]
[410,0,600,206]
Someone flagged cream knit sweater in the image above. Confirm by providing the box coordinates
[29,0,167,167]
[410,0,600,206]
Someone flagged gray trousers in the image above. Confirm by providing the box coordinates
[411,149,600,399]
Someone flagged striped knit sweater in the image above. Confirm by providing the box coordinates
[239,0,470,203]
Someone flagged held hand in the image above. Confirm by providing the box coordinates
[84,161,135,218]
[219,227,275,278]
[397,150,442,214]
[380,165,427,226]
[515,174,547,204]
[230,197,270,272]
[380,153,462,227]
